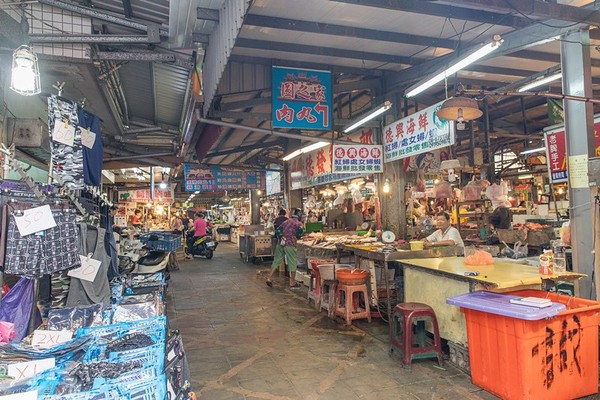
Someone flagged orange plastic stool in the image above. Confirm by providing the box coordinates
[390,302,444,369]
[335,283,371,325]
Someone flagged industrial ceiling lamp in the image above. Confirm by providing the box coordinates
[440,159,462,182]
[10,13,41,96]
[436,97,483,129]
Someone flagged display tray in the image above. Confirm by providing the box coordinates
[497,228,555,246]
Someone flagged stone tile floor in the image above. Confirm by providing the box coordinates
[167,243,599,400]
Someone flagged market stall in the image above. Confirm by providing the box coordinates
[390,256,586,370]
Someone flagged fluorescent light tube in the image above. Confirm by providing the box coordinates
[282,149,302,161]
[344,101,392,133]
[406,37,503,98]
[282,141,329,161]
[518,73,562,92]
[520,147,546,155]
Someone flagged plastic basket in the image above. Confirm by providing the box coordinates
[140,232,182,252]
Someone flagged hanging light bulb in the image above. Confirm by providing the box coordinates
[10,45,41,96]
[383,179,390,194]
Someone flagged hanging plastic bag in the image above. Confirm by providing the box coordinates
[0,321,15,343]
[0,278,39,342]
[463,179,482,201]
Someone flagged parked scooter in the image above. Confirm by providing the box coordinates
[133,233,178,277]
[185,228,218,259]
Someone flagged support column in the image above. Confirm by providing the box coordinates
[561,30,595,299]
[249,189,261,225]
[381,159,406,239]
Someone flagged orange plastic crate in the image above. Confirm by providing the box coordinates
[461,289,600,400]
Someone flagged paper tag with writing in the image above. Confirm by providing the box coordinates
[32,330,73,348]
[7,358,55,381]
[14,205,57,237]
[68,255,102,282]
[52,119,75,147]
[0,390,37,400]
[80,127,96,149]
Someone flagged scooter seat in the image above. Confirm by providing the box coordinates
[138,251,169,266]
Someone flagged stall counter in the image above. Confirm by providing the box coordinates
[392,256,586,347]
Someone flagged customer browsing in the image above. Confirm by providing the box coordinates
[266,209,304,289]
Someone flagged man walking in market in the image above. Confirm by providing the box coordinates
[266,209,304,289]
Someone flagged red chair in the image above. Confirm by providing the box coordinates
[390,302,444,369]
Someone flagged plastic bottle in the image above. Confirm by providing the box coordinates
[538,249,554,275]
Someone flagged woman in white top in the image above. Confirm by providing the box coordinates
[423,212,465,249]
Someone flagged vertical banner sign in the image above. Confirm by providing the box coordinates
[272,66,332,130]
[544,118,600,183]
[544,129,568,183]
[383,100,455,163]
[332,144,383,174]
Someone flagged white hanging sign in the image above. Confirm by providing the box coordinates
[32,330,73,348]
[52,118,75,147]
[14,205,57,236]
[68,255,102,282]
[0,391,37,400]
[80,127,96,149]
[332,144,383,174]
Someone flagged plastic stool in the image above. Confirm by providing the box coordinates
[307,266,321,309]
[319,279,337,318]
[390,302,444,369]
[335,283,371,325]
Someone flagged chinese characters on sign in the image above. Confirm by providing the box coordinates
[544,119,600,183]
[272,66,332,130]
[332,144,383,174]
[544,130,567,183]
[184,164,265,192]
[288,129,374,189]
[383,100,455,163]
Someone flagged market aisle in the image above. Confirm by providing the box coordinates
[167,243,499,400]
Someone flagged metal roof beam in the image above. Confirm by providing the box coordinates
[244,13,458,49]
[36,0,167,37]
[122,0,133,19]
[197,7,220,22]
[329,0,530,28]
[220,96,271,111]
[235,38,419,65]
[207,141,284,157]
[440,0,600,26]
[30,34,160,44]
[95,51,194,69]
[386,2,600,91]
[228,54,383,77]
[192,33,210,44]
[0,8,23,48]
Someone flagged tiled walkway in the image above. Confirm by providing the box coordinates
[166,243,595,399]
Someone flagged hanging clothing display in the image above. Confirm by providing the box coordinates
[3,207,81,279]
[48,95,85,189]
[0,278,40,342]
[77,108,103,186]
[66,224,111,306]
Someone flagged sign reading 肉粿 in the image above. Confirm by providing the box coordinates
[383,100,455,163]
[332,144,383,174]
[272,66,332,130]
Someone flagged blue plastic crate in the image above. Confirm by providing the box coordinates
[140,232,182,252]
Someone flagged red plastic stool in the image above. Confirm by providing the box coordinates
[335,283,371,325]
[390,302,444,369]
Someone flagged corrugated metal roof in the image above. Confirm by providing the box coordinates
[153,63,190,126]
[93,0,169,25]
[119,62,155,122]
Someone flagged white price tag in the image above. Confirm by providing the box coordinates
[80,127,96,149]
[68,255,102,282]
[32,330,73,348]
[52,118,75,147]
[0,390,37,400]
[7,358,55,381]
[14,205,57,237]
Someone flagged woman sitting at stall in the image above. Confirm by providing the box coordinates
[423,212,464,250]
